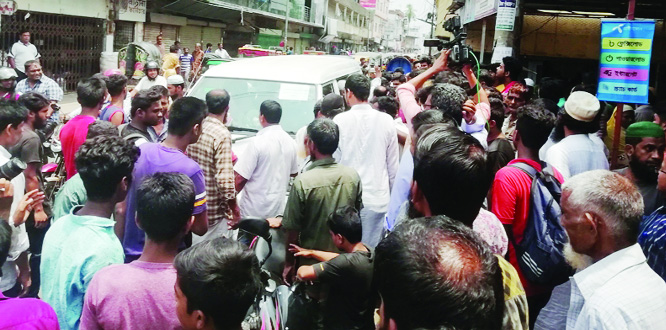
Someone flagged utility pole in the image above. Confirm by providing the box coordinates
[491,0,524,60]
[283,0,290,49]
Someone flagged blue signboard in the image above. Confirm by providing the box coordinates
[597,20,655,104]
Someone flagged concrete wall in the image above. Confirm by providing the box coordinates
[17,0,108,19]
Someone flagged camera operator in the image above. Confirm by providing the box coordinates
[0,99,32,297]
[11,92,51,297]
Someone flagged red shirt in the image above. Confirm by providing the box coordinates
[491,158,564,296]
[60,115,96,179]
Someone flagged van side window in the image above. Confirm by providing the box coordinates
[322,82,334,96]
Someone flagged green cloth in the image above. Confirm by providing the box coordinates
[282,158,363,265]
[52,173,87,221]
[41,206,124,330]
[626,122,665,139]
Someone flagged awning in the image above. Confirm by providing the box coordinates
[162,0,324,28]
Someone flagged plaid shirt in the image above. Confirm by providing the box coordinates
[187,116,235,222]
[15,75,63,102]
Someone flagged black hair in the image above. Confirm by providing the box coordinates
[18,92,49,113]
[149,85,169,97]
[376,96,399,118]
[479,69,495,87]
[312,99,323,118]
[170,44,179,53]
[77,77,107,108]
[131,90,162,118]
[391,72,406,83]
[75,135,139,201]
[484,86,502,100]
[538,77,567,103]
[408,69,424,80]
[174,237,262,330]
[412,109,455,134]
[434,71,466,89]
[0,99,28,132]
[345,73,371,101]
[24,60,39,72]
[205,89,230,115]
[106,74,128,97]
[375,215,502,330]
[168,97,208,136]
[530,98,559,116]
[137,172,194,242]
[560,110,600,135]
[373,85,389,98]
[259,100,282,124]
[414,125,490,224]
[0,220,11,268]
[306,118,339,155]
[489,98,506,128]
[416,85,434,105]
[515,103,557,150]
[19,29,30,35]
[86,120,119,139]
[502,57,522,81]
[430,83,466,125]
[327,205,362,244]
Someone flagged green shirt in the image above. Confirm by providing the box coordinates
[282,158,362,263]
[41,206,124,330]
[52,173,87,221]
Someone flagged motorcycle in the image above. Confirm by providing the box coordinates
[237,218,317,330]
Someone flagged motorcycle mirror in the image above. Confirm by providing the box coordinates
[238,217,272,244]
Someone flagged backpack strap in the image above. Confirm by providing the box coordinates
[509,162,538,180]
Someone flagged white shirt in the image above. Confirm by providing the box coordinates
[215,48,231,59]
[370,77,382,94]
[545,134,609,180]
[134,75,167,92]
[566,244,666,329]
[333,103,399,211]
[0,145,27,291]
[8,41,40,73]
[235,125,298,218]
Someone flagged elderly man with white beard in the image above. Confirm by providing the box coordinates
[535,170,666,329]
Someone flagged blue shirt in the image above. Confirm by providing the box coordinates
[384,148,413,232]
[41,206,124,330]
[15,75,63,102]
[639,206,666,281]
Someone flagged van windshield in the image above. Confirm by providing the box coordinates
[189,77,317,134]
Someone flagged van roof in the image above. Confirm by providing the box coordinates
[202,55,361,85]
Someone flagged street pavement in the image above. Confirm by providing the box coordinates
[59,92,79,116]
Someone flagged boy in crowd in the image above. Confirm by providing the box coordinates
[121,97,208,262]
[121,89,163,146]
[174,237,262,330]
[290,206,376,330]
[41,135,139,330]
[81,173,196,330]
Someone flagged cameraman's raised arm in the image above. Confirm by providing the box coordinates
[397,50,450,130]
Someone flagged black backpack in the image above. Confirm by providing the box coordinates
[509,162,572,285]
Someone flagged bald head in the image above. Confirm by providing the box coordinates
[375,216,501,329]
[205,89,230,115]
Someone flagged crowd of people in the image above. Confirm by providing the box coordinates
[0,33,666,330]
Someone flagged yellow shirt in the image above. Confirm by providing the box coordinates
[161,53,180,72]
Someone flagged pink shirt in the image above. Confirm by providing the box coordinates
[80,261,181,330]
[60,115,96,179]
[0,292,60,329]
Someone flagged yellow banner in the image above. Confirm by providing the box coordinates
[602,38,652,51]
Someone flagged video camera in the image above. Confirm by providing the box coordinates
[424,15,473,64]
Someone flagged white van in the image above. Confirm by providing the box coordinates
[187,55,361,137]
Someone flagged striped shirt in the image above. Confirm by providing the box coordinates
[639,206,666,281]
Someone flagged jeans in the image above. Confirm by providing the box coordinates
[359,207,386,248]
[25,215,50,298]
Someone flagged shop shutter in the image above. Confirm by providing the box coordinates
[161,25,178,49]
[144,23,162,44]
[202,27,222,49]
[179,25,202,51]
